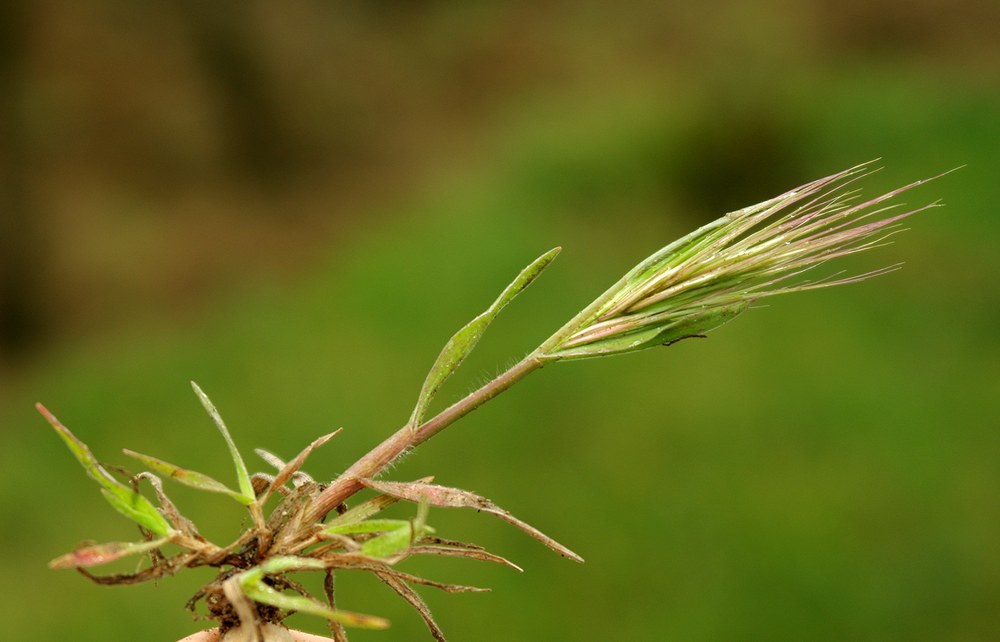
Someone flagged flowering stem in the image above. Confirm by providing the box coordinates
[302,273,656,524]
[304,281,636,525]
[303,162,942,525]
[303,356,545,523]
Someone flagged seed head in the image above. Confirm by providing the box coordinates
[541,162,942,360]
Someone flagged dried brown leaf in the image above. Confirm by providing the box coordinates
[325,570,349,642]
[357,479,583,563]
[375,568,489,594]
[375,571,446,642]
[408,545,523,572]
[260,431,340,504]
[48,536,171,569]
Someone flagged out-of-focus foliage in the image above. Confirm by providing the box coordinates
[1,1,998,640]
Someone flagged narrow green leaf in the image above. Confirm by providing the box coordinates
[238,557,390,629]
[190,382,255,503]
[134,471,200,535]
[326,519,413,535]
[358,479,583,562]
[98,488,172,536]
[37,404,172,537]
[326,506,435,558]
[49,536,171,569]
[360,522,415,558]
[37,404,117,487]
[242,582,390,629]
[123,449,251,505]
[361,518,435,559]
[408,247,560,427]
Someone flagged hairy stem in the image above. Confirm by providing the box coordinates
[300,242,638,526]
[303,356,545,524]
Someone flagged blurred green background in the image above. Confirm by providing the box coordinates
[1,1,998,640]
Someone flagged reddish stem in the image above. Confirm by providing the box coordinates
[302,356,544,524]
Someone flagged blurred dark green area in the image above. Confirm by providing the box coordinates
[2,1,998,640]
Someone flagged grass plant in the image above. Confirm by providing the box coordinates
[39,162,942,642]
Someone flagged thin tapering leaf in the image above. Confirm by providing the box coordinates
[49,536,171,569]
[256,448,315,487]
[369,566,491,593]
[360,523,416,559]
[325,570,349,642]
[97,489,171,537]
[375,571,446,642]
[326,519,414,535]
[409,247,560,427]
[409,544,524,572]
[190,382,254,502]
[242,582,390,629]
[361,521,435,559]
[122,449,251,505]
[237,557,390,629]
[36,403,172,537]
[357,479,583,563]
[77,552,198,586]
[255,448,287,470]
[259,430,340,504]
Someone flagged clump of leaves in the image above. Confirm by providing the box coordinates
[40,163,943,641]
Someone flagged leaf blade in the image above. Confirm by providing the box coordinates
[260,430,340,504]
[242,582,390,630]
[409,247,560,427]
[325,519,413,535]
[190,382,255,503]
[357,479,583,562]
[49,536,171,569]
[237,557,390,630]
[37,404,172,537]
[122,449,251,504]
